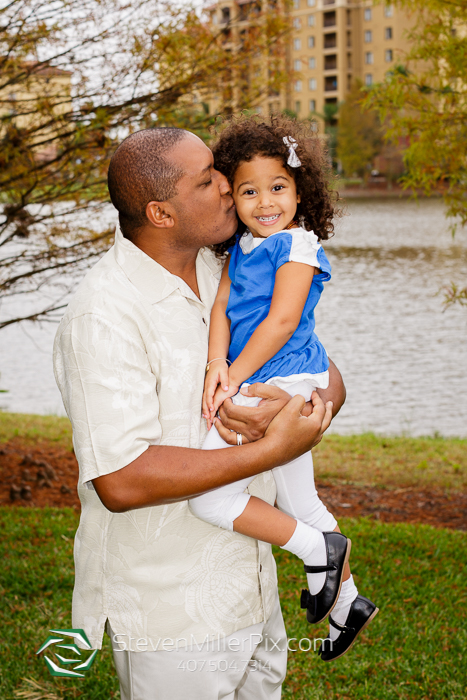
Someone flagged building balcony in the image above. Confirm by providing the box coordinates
[323,33,337,49]
[323,12,336,28]
[324,55,337,70]
[324,76,338,92]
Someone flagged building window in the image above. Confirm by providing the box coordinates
[221,7,230,24]
[295,80,302,92]
[307,0,316,6]
[293,0,300,8]
[309,99,316,113]
[309,78,317,90]
[385,27,393,39]
[295,100,301,114]
[385,49,393,62]
[293,17,301,29]
[294,59,302,71]
[365,52,374,64]
[308,56,316,69]
[364,8,372,21]
[365,73,373,86]
[308,36,315,48]
[308,14,315,27]
[384,4,394,17]
[294,38,301,50]
[364,30,372,43]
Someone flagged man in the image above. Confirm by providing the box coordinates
[54,127,345,699]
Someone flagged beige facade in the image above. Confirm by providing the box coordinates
[1,63,72,161]
[206,1,415,120]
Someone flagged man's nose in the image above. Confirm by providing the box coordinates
[216,170,231,196]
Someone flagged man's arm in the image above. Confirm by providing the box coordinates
[316,358,346,416]
[215,357,345,444]
[92,393,333,513]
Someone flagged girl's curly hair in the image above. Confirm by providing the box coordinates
[210,113,341,257]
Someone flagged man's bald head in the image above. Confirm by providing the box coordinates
[108,127,189,240]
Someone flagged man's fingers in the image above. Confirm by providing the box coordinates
[218,399,248,430]
[214,418,250,445]
[281,393,307,416]
[240,382,290,402]
[321,400,333,434]
[309,390,326,422]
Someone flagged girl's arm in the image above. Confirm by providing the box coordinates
[202,260,232,424]
[210,262,316,413]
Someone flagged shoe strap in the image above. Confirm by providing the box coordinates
[303,563,337,573]
[329,615,354,633]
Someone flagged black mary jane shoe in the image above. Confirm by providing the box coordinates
[318,595,379,661]
[300,531,351,625]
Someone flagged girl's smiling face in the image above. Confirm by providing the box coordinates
[232,156,300,238]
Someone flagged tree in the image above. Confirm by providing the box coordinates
[0,0,289,329]
[336,80,383,180]
[365,0,467,304]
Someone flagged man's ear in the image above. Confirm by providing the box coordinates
[146,201,175,229]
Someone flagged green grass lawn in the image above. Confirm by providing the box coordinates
[1,508,465,700]
[0,413,73,451]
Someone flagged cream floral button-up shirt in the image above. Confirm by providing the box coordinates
[53,225,278,650]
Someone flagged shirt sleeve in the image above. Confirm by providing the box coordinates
[54,312,162,486]
[286,229,331,280]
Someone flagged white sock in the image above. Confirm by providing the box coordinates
[281,520,327,594]
[329,574,359,641]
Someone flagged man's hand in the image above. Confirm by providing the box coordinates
[216,358,346,444]
[215,383,292,444]
[265,391,333,460]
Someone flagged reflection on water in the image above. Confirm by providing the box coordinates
[1,198,466,436]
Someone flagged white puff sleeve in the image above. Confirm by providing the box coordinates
[288,228,331,281]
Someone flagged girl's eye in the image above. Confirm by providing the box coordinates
[243,189,256,196]
[272,185,284,192]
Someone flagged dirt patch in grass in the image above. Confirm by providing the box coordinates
[317,483,467,532]
[1,438,466,530]
[0,439,79,510]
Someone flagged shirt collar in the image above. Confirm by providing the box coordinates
[239,226,307,255]
[113,223,223,305]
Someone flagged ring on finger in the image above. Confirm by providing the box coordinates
[236,432,243,446]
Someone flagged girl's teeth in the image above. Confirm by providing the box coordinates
[258,215,279,221]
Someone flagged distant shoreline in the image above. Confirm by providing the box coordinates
[338,186,444,199]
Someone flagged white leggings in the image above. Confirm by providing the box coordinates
[189,378,337,534]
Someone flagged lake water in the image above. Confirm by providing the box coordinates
[1,198,466,436]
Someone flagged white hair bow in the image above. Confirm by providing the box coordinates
[283,136,302,168]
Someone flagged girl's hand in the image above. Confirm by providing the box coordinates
[202,360,230,429]
[211,382,240,418]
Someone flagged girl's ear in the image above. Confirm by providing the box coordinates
[297,193,301,203]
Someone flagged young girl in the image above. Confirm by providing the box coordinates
[189,115,378,660]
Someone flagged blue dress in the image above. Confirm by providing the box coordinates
[226,227,331,385]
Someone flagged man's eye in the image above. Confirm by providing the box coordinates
[203,180,212,187]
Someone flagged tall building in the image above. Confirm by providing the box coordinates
[206,0,415,120]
